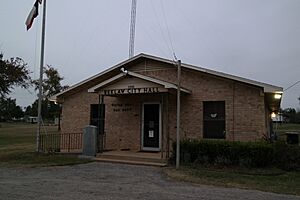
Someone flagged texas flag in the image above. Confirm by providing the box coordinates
[25,0,42,30]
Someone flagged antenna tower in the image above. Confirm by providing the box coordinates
[129,0,137,58]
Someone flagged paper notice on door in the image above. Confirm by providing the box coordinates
[149,130,154,138]
[149,121,154,128]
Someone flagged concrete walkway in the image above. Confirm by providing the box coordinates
[0,162,299,200]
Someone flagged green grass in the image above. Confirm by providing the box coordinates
[0,122,90,167]
[274,123,300,139]
[164,166,300,196]
[165,124,300,196]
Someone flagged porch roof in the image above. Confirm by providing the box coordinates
[87,70,191,94]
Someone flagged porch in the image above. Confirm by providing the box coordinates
[95,150,167,167]
[89,70,191,157]
[39,132,168,166]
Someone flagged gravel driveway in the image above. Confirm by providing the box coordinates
[0,162,299,200]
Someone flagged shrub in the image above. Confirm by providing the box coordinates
[171,139,275,168]
[171,139,300,170]
[273,141,300,171]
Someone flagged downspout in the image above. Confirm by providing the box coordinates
[161,93,164,159]
[263,94,270,140]
[98,94,101,153]
[232,82,235,141]
[98,94,104,153]
[166,93,170,158]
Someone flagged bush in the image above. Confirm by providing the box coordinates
[170,139,300,170]
[273,141,300,171]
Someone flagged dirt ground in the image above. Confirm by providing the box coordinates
[0,162,299,200]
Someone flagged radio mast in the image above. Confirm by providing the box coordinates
[129,0,137,58]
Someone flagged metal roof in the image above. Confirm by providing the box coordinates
[51,53,283,101]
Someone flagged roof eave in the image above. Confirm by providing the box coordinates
[52,53,282,99]
[54,53,148,99]
[88,70,192,94]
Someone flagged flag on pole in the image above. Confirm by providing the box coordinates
[25,0,42,30]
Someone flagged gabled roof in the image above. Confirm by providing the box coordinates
[88,71,191,94]
[51,53,283,101]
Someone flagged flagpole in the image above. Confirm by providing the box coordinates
[36,0,46,152]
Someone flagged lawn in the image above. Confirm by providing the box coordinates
[0,122,90,167]
[164,166,300,196]
[1,122,300,195]
[165,123,300,196]
[274,123,300,139]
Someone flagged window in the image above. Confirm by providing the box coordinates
[90,104,105,134]
[90,104,99,126]
[203,101,225,139]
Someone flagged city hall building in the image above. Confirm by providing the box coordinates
[52,54,282,158]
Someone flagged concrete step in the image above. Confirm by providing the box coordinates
[94,157,167,167]
[98,154,165,163]
[95,151,168,167]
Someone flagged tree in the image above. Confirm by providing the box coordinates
[24,105,33,116]
[0,98,24,121]
[32,65,68,120]
[0,54,31,99]
[33,65,68,100]
[282,108,297,123]
[0,54,30,122]
[26,99,51,119]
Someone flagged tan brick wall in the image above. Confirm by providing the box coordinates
[104,94,163,151]
[138,63,266,143]
[61,91,98,134]
[61,59,267,155]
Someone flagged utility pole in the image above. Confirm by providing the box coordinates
[176,60,181,169]
[129,0,137,58]
[36,0,47,152]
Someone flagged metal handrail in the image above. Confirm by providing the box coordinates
[40,132,83,153]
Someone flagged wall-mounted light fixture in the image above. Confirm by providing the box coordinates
[274,93,282,99]
[120,67,128,74]
[271,112,276,118]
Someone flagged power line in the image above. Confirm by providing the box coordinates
[159,0,176,60]
[137,23,170,58]
[149,0,174,59]
[171,2,218,61]
[284,80,300,92]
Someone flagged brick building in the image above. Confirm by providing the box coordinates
[52,54,282,158]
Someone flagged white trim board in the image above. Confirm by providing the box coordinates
[88,70,191,94]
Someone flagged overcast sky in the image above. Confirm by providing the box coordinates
[1,0,299,109]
